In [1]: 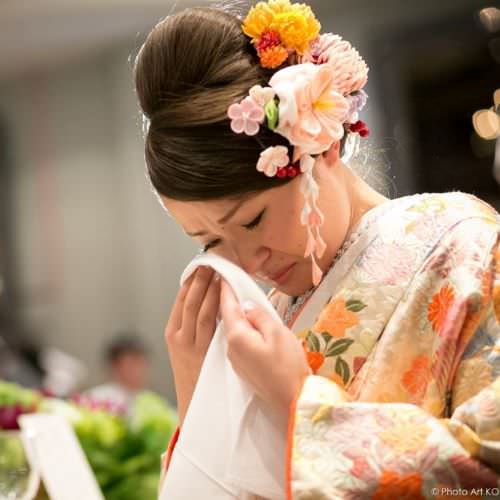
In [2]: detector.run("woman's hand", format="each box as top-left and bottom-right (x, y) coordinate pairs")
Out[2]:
(165, 266), (220, 424)
(220, 280), (310, 414)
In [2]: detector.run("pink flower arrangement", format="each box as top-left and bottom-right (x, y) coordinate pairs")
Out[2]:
(256, 146), (290, 177)
(227, 96), (265, 136)
(269, 63), (349, 157)
(71, 393), (127, 416)
(301, 33), (368, 96)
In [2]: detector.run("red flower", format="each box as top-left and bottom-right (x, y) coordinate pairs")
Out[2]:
(256, 30), (281, 52)
(306, 351), (325, 374)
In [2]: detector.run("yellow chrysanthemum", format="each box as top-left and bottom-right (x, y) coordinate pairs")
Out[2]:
(243, 0), (320, 55)
(271, 5), (320, 54)
(243, 0), (292, 41)
(259, 45), (289, 68)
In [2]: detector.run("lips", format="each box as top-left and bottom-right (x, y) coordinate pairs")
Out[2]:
(268, 263), (296, 283)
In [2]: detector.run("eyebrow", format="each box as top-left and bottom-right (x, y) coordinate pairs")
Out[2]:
(185, 198), (248, 237)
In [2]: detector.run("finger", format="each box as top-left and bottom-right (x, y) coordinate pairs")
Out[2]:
(195, 272), (221, 350)
(220, 281), (264, 357)
(182, 266), (215, 342)
(165, 272), (197, 338)
(220, 280), (248, 331)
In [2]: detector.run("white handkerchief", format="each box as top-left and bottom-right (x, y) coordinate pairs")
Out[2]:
(160, 254), (287, 500)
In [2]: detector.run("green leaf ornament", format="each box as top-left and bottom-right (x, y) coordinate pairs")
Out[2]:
(265, 99), (279, 130)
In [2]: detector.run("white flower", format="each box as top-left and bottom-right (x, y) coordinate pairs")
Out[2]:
(249, 85), (276, 107)
(256, 145), (290, 177)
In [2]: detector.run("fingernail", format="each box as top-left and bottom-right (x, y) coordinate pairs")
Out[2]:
(214, 273), (220, 281)
(242, 300), (255, 312)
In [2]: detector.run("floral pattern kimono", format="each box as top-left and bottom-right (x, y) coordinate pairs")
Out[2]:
(164, 191), (500, 499)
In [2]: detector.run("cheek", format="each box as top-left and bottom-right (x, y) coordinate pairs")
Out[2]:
(263, 200), (306, 253)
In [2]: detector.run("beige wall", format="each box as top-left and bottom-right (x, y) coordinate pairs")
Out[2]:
(0, 49), (199, 402)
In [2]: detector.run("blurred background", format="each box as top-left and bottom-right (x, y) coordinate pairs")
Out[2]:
(0, 0), (498, 406)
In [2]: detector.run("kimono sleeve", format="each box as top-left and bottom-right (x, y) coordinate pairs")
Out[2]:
(287, 218), (500, 499)
(288, 377), (500, 499)
(445, 247), (500, 473)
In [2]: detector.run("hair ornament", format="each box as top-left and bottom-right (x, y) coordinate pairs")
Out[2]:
(227, 0), (371, 286)
(242, 0), (321, 68)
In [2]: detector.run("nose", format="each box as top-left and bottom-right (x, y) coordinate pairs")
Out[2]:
(233, 240), (271, 276)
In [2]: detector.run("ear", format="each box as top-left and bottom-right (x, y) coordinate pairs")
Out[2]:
(322, 141), (341, 166)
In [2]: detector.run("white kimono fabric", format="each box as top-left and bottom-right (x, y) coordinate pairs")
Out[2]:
(159, 254), (287, 500)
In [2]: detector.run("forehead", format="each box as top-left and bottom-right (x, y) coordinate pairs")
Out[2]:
(162, 196), (242, 214)
(162, 192), (261, 226)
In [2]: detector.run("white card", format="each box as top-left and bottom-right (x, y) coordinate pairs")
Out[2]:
(19, 414), (104, 500)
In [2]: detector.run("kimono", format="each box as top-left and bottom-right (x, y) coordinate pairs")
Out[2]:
(163, 191), (500, 499)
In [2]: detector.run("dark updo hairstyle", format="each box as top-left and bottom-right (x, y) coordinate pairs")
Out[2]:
(134, 7), (294, 202)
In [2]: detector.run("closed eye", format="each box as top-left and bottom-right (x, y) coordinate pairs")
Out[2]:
(242, 209), (265, 230)
(202, 239), (221, 252)
(202, 209), (265, 253)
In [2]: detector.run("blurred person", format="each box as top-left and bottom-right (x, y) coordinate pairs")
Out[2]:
(134, 1), (500, 497)
(86, 335), (149, 415)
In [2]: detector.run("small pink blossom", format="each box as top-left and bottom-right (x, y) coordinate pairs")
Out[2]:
(227, 96), (265, 136)
(256, 145), (290, 177)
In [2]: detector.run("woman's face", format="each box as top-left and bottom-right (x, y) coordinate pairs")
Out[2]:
(162, 157), (353, 296)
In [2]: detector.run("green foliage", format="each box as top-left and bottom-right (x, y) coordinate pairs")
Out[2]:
(0, 381), (178, 500)
(72, 392), (177, 500)
(0, 381), (39, 409)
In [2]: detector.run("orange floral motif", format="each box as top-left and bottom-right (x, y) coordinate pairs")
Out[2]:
(402, 355), (432, 398)
(259, 45), (289, 68)
(306, 351), (324, 374)
(427, 283), (455, 332)
(314, 298), (359, 338)
(372, 471), (424, 500)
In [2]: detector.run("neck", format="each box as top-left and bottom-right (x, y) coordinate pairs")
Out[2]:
(340, 161), (389, 231)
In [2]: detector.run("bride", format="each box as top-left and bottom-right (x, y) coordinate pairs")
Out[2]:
(134, 1), (500, 497)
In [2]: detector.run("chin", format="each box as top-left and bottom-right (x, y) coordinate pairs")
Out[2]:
(277, 282), (312, 296)
(254, 264), (313, 296)
(275, 272), (313, 296)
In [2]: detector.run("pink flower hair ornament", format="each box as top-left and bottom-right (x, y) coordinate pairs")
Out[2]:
(225, 1), (371, 287)
(227, 96), (266, 136)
